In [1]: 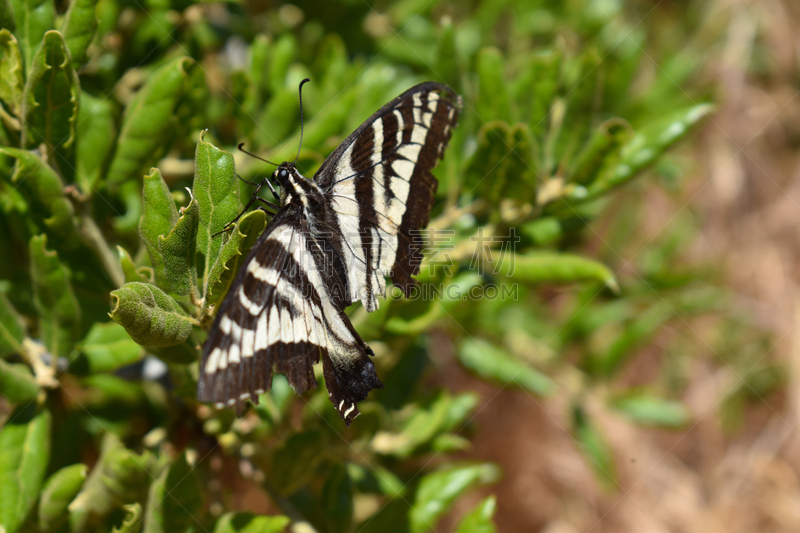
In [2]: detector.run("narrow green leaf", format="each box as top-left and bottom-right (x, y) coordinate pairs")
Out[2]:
(212, 513), (290, 533)
(435, 17), (459, 88)
(476, 47), (510, 122)
(372, 392), (477, 458)
(8, 0), (54, 73)
(409, 463), (500, 533)
(320, 463), (353, 533)
(568, 120), (629, 185)
(70, 322), (144, 374)
(494, 251), (618, 292)
(464, 121), (536, 204)
(268, 33), (297, 94)
(21, 30), (80, 180)
(454, 496), (497, 533)
(0, 359), (39, 403)
(112, 503), (143, 533)
(142, 452), (201, 533)
(253, 86), (297, 149)
(106, 56), (194, 185)
(0, 404), (52, 533)
(60, 0), (98, 67)
(139, 168), (178, 289)
(157, 195), (199, 296)
(69, 435), (153, 519)
(611, 393), (690, 428)
(582, 103), (714, 200)
(117, 245), (152, 284)
(271, 430), (326, 495)
(589, 301), (672, 376)
(385, 273), (482, 335)
(38, 463), (87, 533)
(0, 0), (15, 33)
(572, 406), (616, 489)
(29, 234), (81, 358)
(0, 29), (24, 122)
(192, 135), (240, 294)
(206, 209), (267, 306)
(0, 147), (76, 238)
(0, 291), (25, 356)
(459, 339), (554, 396)
(346, 464), (406, 498)
(109, 282), (194, 347)
(76, 92), (116, 192)
(528, 48), (562, 142)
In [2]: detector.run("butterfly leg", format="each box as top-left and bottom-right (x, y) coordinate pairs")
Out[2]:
(213, 186), (280, 237)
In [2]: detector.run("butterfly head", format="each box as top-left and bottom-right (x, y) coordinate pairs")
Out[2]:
(272, 162), (322, 209)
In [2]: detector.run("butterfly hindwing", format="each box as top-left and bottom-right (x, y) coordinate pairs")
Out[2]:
(198, 207), (382, 424)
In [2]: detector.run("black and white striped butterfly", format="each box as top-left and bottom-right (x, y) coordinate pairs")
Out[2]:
(197, 81), (461, 425)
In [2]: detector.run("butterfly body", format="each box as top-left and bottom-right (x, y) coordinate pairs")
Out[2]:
(198, 82), (461, 425)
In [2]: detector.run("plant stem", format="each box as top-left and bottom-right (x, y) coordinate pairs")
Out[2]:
(80, 215), (126, 288)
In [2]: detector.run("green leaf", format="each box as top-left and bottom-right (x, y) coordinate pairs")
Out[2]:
(320, 463), (353, 533)
(0, 291), (25, 356)
(0, 29), (24, 122)
(60, 0), (98, 67)
(568, 119), (629, 185)
(0, 359), (39, 403)
(70, 322), (144, 374)
(458, 339), (554, 396)
(581, 103), (714, 200)
(21, 30), (80, 179)
(271, 430), (326, 495)
(463, 121), (536, 204)
(212, 513), (290, 533)
(139, 168), (178, 289)
(385, 273), (483, 335)
(38, 463), (87, 533)
(109, 282), (194, 347)
(454, 496), (497, 533)
(268, 33), (297, 94)
(157, 195), (199, 296)
(8, 0), (54, 73)
(29, 234), (81, 358)
(0, 147), (76, 238)
(495, 251), (618, 292)
(572, 406), (615, 489)
(117, 245), (152, 284)
(206, 208), (267, 307)
(69, 435), (153, 519)
(106, 56), (194, 185)
(372, 392), (478, 458)
(611, 392), (690, 428)
(76, 92), (116, 192)
(112, 503), (143, 533)
(142, 452), (201, 533)
(0, 0), (15, 33)
(476, 47), (510, 122)
(588, 301), (672, 376)
(0, 404), (52, 533)
(409, 463), (499, 533)
(192, 135), (241, 294)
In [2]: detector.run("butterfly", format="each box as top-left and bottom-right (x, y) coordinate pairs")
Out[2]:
(197, 81), (461, 425)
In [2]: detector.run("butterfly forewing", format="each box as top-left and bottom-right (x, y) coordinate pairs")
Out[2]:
(317, 82), (461, 312)
(198, 82), (460, 425)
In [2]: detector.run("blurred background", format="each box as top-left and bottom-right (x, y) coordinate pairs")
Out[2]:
(2, 0), (800, 532)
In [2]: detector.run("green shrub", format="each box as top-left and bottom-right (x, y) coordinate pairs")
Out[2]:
(0, 1), (734, 532)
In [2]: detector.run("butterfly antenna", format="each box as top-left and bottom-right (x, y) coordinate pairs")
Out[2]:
(294, 78), (311, 165)
(238, 143), (279, 167)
